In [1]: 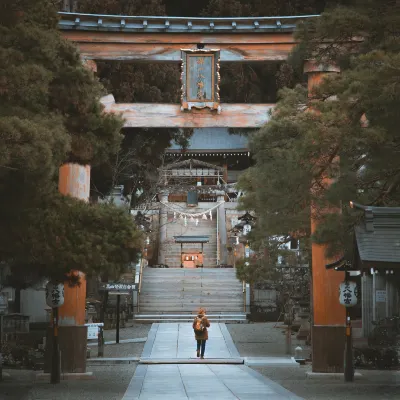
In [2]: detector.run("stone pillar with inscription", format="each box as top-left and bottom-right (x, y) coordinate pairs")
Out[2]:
(216, 191), (228, 265)
(158, 192), (169, 265)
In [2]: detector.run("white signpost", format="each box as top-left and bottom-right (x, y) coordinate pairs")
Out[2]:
(85, 323), (104, 340)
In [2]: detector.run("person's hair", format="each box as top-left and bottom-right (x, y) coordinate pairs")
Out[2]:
(198, 307), (206, 315)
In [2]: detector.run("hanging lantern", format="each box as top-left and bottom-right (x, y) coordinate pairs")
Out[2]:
(195, 218), (199, 226)
(209, 210), (213, 221)
(174, 212), (177, 219)
(339, 281), (358, 307)
(202, 214), (207, 220)
(243, 224), (252, 235)
(245, 244), (250, 259)
(45, 282), (65, 308)
(184, 216), (187, 226)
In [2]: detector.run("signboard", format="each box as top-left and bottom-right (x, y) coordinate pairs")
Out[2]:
(99, 283), (137, 293)
(85, 323), (104, 340)
(181, 49), (220, 112)
(376, 290), (387, 303)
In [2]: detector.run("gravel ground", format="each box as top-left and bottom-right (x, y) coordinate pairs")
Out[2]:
(227, 322), (311, 358)
(0, 323), (151, 400)
(94, 323), (151, 358)
(254, 365), (400, 400)
(1, 366), (136, 400)
(228, 322), (400, 400)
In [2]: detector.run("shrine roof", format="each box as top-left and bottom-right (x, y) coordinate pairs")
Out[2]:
(174, 236), (209, 243)
(167, 128), (248, 152)
(352, 203), (400, 264)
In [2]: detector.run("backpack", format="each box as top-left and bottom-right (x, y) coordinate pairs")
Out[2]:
(194, 317), (206, 334)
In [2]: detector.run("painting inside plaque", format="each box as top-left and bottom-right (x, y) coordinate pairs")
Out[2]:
(187, 54), (214, 102)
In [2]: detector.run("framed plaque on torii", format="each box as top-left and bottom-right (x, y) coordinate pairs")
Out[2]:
(180, 49), (221, 113)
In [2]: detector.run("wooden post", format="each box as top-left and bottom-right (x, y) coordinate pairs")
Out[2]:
(304, 61), (346, 373)
(0, 314), (3, 382)
(181, 243), (183, 268)
(98, 326), (104, 357)
(51, 307), (61, 384)
(58, 164), (90, 327)
(344, 307), (354, 381)
(116, 295), (121, 344)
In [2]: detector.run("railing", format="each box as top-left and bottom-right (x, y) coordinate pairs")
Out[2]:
(243, 281), (246, 313)
(58, 12), (319, 33)
(138, 258), (145, 295)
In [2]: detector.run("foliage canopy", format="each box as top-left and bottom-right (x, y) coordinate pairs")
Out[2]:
(0, 0), (142, 285)
(238, 0), (400, 283)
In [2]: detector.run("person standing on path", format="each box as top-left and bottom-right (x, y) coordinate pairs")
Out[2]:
(193, 308), (210, 359)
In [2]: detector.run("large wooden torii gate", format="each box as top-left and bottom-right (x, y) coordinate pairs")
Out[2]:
(58, 12), (346, 374)
(58, 13), (318, 128)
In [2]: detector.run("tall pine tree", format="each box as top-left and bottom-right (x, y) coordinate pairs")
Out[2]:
(238, 0), (400, 280)
(0, 0), (142, 285)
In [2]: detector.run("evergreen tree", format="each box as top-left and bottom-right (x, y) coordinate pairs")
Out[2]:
(238, 0), (400, 280)
(0, 0), (142, 284)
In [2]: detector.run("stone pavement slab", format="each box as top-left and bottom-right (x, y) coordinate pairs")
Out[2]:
(244, 357), (300, 367)
(143, 322), (239, 359)
(122, 364), (303, 399)
(122, 322), (303, 399)
(139, 358), (244, 364)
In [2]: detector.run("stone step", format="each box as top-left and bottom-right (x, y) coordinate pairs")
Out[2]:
(139, 292), (243, 297)
(134, 313), (247, 323)
(139, 308), (244, 313)
(135, 313), (246, 317)
(140, 284), (242, 289)
(140, 303), (243, 314)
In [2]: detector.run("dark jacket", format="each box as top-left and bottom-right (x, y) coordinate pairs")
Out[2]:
(193, 314), (210, 341)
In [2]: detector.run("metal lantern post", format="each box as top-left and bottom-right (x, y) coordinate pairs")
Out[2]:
(339, 277), (358, 382)
(327, 258), (358, 382)
(45, 282), (65, 384)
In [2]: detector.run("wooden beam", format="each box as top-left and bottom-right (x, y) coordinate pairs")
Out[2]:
(101, 96), (273, 128)
(61, 32), (297, 62)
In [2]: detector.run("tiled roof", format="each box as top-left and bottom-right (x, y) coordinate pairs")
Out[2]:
(168, 128), (248, 151)
(353, 204), (400, 263)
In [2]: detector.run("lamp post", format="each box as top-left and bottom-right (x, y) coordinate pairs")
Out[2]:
(339, 276), (357, 382)
(326, 258), (357, 382)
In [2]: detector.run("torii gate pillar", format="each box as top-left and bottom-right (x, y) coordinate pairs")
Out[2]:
(304, 61), (346, 373)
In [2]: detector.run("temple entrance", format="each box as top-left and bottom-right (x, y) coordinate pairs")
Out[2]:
(174, 236), (209, 268)
(182, 252), (203, 268)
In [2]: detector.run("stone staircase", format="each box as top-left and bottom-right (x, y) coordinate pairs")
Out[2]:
(134, 267), (246, 323)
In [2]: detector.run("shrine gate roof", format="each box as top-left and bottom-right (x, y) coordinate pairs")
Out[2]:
(58, 12), (319, 34)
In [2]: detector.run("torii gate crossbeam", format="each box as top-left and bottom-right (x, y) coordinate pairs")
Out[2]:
(59, 13), (318, 62)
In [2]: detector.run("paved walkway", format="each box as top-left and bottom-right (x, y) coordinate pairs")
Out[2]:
(122, 323), (303, 399)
